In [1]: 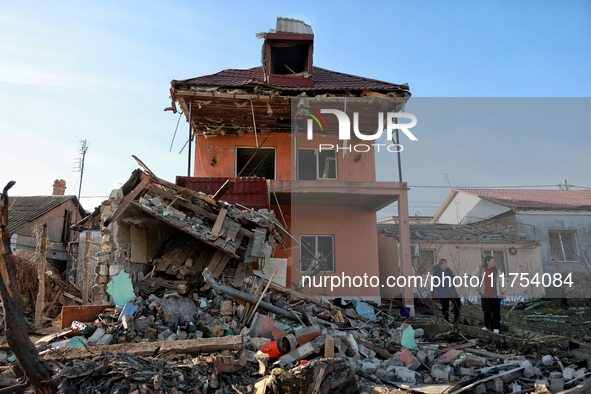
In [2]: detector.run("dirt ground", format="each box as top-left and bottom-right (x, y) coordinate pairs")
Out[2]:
(461, 299), (591, 341)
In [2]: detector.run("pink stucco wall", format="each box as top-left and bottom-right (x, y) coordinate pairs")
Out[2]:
(291, 205), (380, 298)
(193, 133), (376, 182)
(377, 235), (400, 298)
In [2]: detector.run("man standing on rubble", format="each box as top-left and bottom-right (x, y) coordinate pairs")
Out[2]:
(433, 259), (462, 324)
(472, 256), (506, 333)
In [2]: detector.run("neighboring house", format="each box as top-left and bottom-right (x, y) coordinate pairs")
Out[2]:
(378, 215), (433, 224)
(378, 223), (543, 300)
(433, 189), (591, 297)
(168, 18), (414, 305)
(8, 180), (85, 276)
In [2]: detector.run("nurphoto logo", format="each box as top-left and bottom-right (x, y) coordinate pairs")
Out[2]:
(304, 108), (418, 153)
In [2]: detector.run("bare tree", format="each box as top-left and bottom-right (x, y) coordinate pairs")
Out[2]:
(0, 181), (57, 392)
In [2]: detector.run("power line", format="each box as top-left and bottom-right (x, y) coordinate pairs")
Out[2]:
(408, 184), (561, 189)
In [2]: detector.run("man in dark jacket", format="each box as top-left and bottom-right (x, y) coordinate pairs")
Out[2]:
(433, 259), (461, 324)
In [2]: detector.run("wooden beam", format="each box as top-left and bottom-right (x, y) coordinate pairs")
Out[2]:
(206, 250), (225, 274)
(104, 175), (150, 227)
(211, 207), (227, 237)
(212, 180), (235, 201)
(83, 231), (92, 304)
(361, 90), (397, 102)
(212, 254), (233, 278)
(358, 339), (392, 360)
(48, 335), (244, 360)
(62, 292), (83, 304)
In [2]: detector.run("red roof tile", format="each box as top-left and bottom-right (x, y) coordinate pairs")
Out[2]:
(172, 66), (408, 92)
(456, 189), (591, 210)
(177, 177), (270, 210)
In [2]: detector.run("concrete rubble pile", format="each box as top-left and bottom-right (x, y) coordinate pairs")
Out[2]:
(25, 279), (591, 393)
(2, 167), (590, 393)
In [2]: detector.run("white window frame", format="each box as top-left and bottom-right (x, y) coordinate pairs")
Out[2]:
(300, 234), (335, 273)
(235, 146), (276, 179)
(481, 250), (507, 274)
(297, 148), (337, 180)
(548, 230), (580, 263)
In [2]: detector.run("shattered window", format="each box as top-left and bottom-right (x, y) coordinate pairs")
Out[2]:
(481, 250), (507, 274)
(297, 149), (336, 180)
(317, 150), (336, 179)
(300, 235), (335, 274)
(236, 147), (275, 179)
(549, 230), (580, 262)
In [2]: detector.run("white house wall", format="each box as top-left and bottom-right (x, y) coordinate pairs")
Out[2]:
(437, 193), (510, 224)
(515, 210), (591, 296)
(418, 242), (544, 300)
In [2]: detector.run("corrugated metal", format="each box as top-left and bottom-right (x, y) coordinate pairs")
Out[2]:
(178, 177), (270, 210)
(275, 17), (313, 35)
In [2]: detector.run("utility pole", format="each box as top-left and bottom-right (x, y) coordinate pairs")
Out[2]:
(34, 223), (48, 329)
(74, 140), (88, 224)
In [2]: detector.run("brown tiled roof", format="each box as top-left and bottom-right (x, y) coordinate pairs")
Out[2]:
(172, 66), (408, 93)
(457, 189), (591, 210)
(7, 196), (84, 233)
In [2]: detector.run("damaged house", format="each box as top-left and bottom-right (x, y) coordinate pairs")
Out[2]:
(90, 166), (282, 306)
(378, 223), (544, 300)
(433, 189), (591, 297)
(8, 179), (85, 276)
(167, 17), (414, 307)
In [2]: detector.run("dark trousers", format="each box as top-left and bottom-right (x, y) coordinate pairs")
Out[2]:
(440, 298), (461, 323)
(481, 298), (501, 330)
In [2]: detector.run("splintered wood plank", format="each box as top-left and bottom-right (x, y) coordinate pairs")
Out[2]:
(212, 179), (235, 201)
(49, 335), (244, 360)
(206, 250), (225, 274)
(211, 207), (228, 237)
(212, 254), (233, 278)
(325, 335), (334, 358)
(104, 175), (151, 226)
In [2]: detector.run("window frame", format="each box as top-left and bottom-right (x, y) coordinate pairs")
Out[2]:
(235, 146), (276, 179)
(296, 148), (337, 180)
(299, 234), (335, 274)
(481, 250), (507, 274)
(548, 230), (580, 263)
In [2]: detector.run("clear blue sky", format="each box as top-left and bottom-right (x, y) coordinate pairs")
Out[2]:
(1, 1), (590, 215)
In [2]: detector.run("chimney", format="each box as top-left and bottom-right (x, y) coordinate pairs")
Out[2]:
(262, 17), (314, 87)
(53, 179), (66, 195)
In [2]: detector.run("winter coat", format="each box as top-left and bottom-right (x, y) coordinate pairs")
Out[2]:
(432, 265), (459, 298)
(471, 266), (506, 298)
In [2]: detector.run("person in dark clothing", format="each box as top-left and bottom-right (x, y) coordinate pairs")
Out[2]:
(472, 255), (506, 333)
(433, 259), (461, 324)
